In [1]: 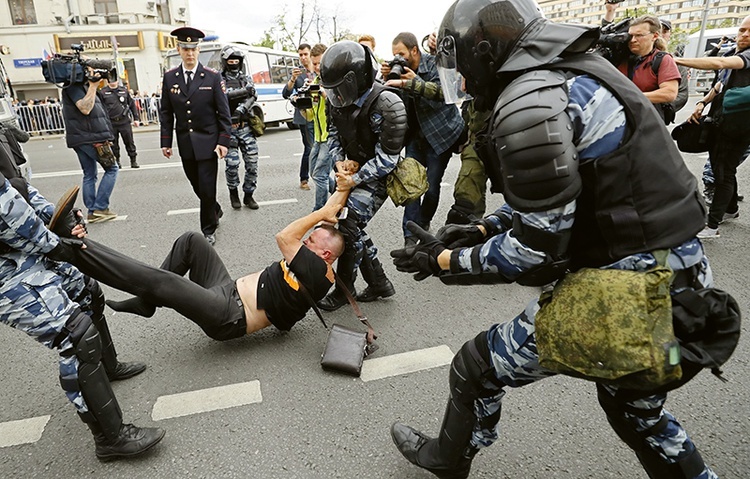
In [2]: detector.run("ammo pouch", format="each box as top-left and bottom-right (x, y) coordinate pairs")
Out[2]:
(536, 263), (682, 390)
(92, 142), (116, 169)
(386, 157), (428, 207)
(248, 115), (265, 137)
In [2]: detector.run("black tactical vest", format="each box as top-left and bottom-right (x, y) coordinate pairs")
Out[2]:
(329, 82), (387, 165)
(223, 73), (247, 112)
(546, 54), (706, 268)
(62, 84), (112, 148)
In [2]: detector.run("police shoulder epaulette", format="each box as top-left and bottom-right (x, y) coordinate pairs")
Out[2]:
(204, 66), (218, 73)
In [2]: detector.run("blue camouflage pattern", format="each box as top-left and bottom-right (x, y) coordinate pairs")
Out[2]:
(224, 125), (258, 194)
(451, 75), (718, 477)
(0, 178), (90, 413)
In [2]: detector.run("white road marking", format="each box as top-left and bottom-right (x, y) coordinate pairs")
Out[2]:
(167, 198), (297, 215)
(440, 182), (452, 187)
(33, 162), (183, 179)
(360, 345), (454, 382)
(113, 215), (127, 221)
(152, 381), (262, 421)
(0, 415), (51, 448)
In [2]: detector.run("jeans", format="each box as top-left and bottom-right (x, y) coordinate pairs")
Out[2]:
(73, 143), (118, 214)
(402, 136), (452, 236)
(309, 141), (334, 211)
(299, 121), (314, 182)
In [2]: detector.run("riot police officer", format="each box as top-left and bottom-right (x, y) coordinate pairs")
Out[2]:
(220, 45), (259, 210)
(315, 41), (407, 310)
(388, 1), (722, 478)
(98, 69), (139, 168)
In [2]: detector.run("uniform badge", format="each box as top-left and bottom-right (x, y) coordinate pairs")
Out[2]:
(171, 84), (181, 95)
(221, 80), (227, 94)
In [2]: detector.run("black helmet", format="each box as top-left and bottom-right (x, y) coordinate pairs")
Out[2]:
(437, 0), (542, 99)
(320, 40), (376, 108)
(221, 45), (244, 73)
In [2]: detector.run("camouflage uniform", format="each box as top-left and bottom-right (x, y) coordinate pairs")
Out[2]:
(225, 125), (258, 195)
(0, 177), (93, 413)
(445, 76), (718, 478)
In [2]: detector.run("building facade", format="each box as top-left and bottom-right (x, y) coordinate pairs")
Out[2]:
(0, 0), (191, 101)
(538, 0), (749, 31)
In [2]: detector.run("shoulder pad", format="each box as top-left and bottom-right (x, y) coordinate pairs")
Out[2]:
(204, 66), (218, 73)
(166, 67), (179, 73)
(374, 90), (407, 155)
(491, 70), (581, 212)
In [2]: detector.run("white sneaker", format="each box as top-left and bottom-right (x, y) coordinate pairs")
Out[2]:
(720, 210), (739, 223)
(697, 226), (719, 239)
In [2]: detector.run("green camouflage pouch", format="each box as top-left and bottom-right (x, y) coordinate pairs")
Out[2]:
(386, 157), (428, 207)
(536, 260), (682, 390)
(248, 115), (266, 137)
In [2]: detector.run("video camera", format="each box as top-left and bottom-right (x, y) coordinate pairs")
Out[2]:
(292, 82), (320, 110)
(387, 54), (409, 80)
(41, 43), (113, 87)
(593, 17), (633, 66)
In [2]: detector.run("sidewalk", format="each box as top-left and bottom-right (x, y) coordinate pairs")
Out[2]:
(26, 123), (161, 142)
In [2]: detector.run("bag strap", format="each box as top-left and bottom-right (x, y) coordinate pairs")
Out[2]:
(298, 281), (329, 329)
(334, 273), (379, 355)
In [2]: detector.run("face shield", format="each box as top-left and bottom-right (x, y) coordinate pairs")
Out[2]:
(436, 35), (467, 105)
(322, 70), (359, 108)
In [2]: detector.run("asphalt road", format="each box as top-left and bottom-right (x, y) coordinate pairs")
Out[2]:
(1, 108), (748, 479)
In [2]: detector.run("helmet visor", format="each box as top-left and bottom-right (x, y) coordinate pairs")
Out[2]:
(322, 70), (359, 108)
(436, 35), (466, 105)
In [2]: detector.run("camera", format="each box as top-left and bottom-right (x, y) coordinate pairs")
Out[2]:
(41, 43), (112, 87)
(606, 0), (625, 4)
(292, 82), (320, 110)
(593, 17), (632, 66)
(387, 54), (409, 80)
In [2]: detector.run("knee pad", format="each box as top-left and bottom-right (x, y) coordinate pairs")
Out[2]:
(449, 332), (504, 406)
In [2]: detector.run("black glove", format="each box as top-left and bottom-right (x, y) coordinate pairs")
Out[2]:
(436, 223), (485, 249)
(391, 221), (446, 281)
(47, 237), (84, 263)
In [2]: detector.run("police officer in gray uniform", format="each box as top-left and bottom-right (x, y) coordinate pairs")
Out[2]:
(98, 69), (139, 168)
(315, 41), (407, 311)
(220, 45), (260, 210)
(389, 1), (720, 478)
(0, 126), (165, 460)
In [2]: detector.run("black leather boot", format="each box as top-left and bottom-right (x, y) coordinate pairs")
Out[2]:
(243, 192), (259, 209)
(86, 419), (166, 461)
(357, 255), (395, 302)
(391, 396), (478, 479)
(129, 156), (140, 168)
(229, 188), (241, 209)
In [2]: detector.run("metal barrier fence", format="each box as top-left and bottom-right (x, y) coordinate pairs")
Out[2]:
(14, 97), (161, 136)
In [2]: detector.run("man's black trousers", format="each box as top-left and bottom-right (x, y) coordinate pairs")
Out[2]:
(182, 158), (221, 235)
(111, 121), (136, 160)
(71, 232), (245, 340)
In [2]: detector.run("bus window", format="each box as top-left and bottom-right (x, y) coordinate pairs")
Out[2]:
(245, 51), (271, 84)
(268, 54), (293, 83)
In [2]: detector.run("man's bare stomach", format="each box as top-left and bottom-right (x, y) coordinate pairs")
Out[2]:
(235, 272), (272, 334)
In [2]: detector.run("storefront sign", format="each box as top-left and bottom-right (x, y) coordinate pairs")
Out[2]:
(14, 58), (43, 68)
(54, 32), (144, 53)
(158, 31), (178, 51)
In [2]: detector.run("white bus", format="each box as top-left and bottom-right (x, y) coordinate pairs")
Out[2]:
(165, 42), (300, 128)
(684, 27), (738, 95)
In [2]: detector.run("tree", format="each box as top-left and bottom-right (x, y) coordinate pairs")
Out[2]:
(255, 0), (352, 50)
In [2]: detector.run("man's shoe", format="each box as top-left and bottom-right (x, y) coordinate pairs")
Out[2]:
(115, 158), (122, 169)
(738, 194), (744, 202)
(390, 423), (472, 479)
(404, 236), (419, 248)
(205, 234), (216, 246)
(357, 279), (396, 302)
(244, 192), (259, 209)
(107, 362), (147, 382)
(93, 423), (166, 461)
(300, 180), (310, 190)
(49, 185), (80, 235)
(91, 209), (117, 223)
(130, 159), (140, 169)
(317, 288), (351, 312)
(229, 188), (242, 209)
(721, 210), (739, 223)
(697, 226), (719, 239)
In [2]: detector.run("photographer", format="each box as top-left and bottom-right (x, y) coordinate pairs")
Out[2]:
(283, 44), (315, 190)
(615, 16), (682, 124)
(60, 55), (119, 224)
(381, 32), (464, 247)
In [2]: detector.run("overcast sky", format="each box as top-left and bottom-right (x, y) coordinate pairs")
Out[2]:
(188, 0), (457, 59)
